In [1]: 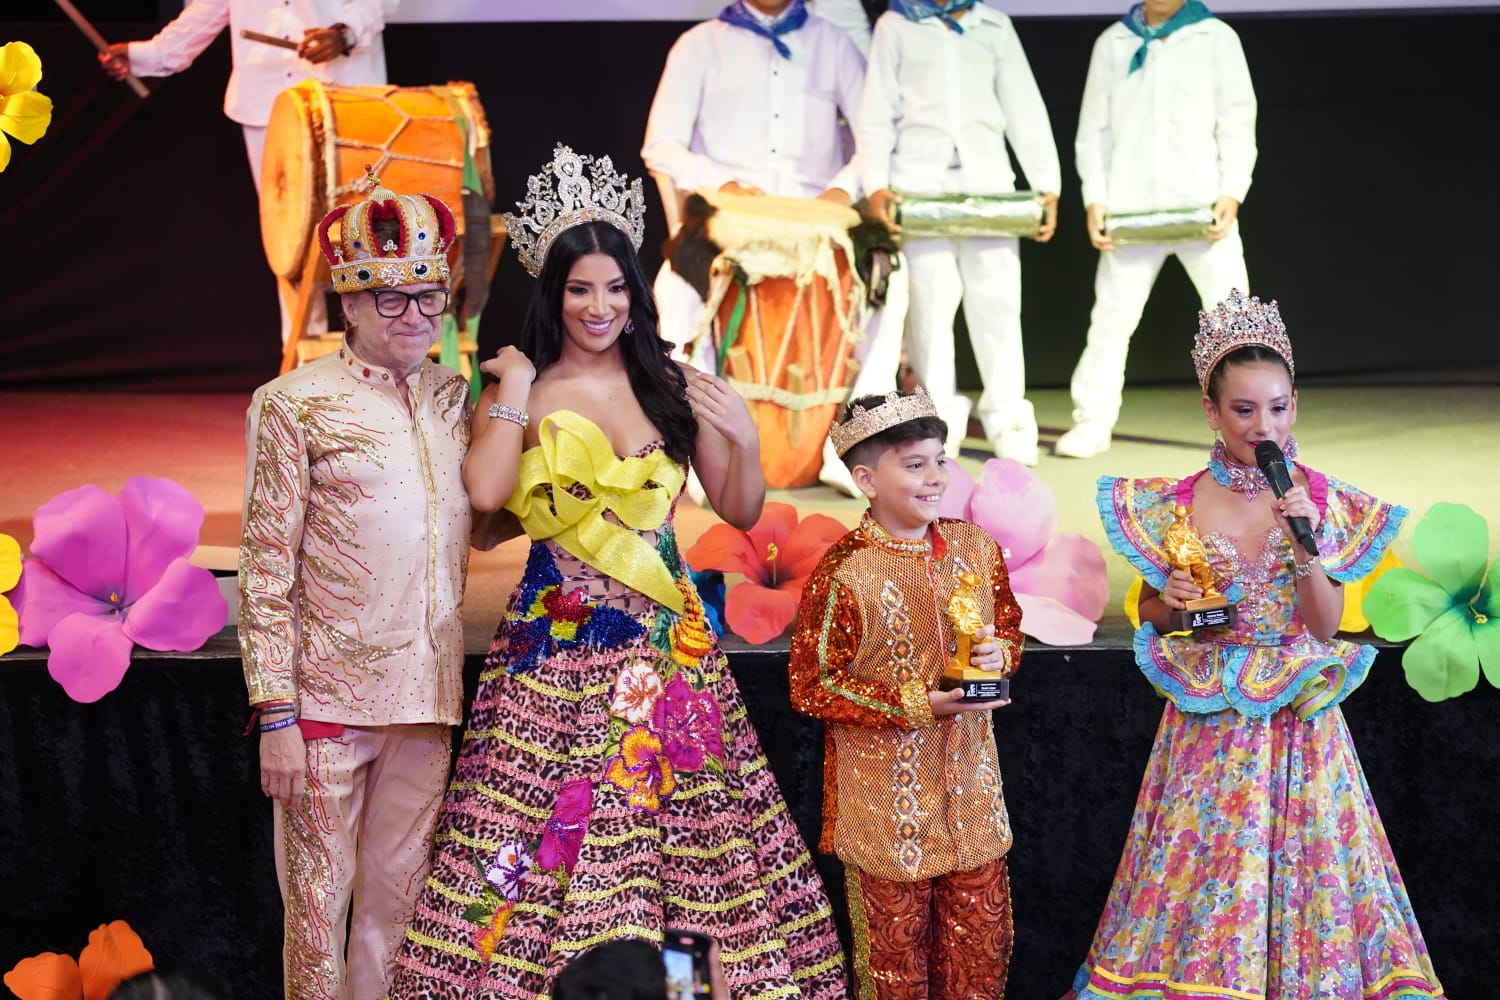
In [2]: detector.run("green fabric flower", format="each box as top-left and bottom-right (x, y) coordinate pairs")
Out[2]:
(1363, 502), (1499, 701)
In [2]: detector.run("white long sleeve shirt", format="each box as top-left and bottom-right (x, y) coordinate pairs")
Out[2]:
(811, 0), (873, 56)
(641, 13), (866, 200)
(1074, 17), (1257, 213)
(128, 0), (397, 127)
(857, 7), (1060, 197)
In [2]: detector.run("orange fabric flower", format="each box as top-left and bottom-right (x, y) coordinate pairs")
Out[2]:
(605, 725), (678, 812)
(685, 502), (847, 644)
(471, 906), (513, 963)
(4, 921), (154, 1000)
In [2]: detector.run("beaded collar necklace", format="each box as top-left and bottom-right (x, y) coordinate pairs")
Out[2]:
(1207, 436), (1298, 502)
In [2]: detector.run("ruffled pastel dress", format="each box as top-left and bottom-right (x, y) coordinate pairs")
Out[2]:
(391, 411), (848, 1000)
(1070, 462), (1447, 1000)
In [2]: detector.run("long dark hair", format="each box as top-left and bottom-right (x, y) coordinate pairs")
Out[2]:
(519, 221), (697, 465)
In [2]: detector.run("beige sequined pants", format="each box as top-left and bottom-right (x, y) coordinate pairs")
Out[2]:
(273, 724), (451, 1000)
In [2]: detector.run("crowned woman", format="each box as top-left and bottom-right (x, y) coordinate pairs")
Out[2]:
(1067, 291), (1445, 999)
(388, 145), (848, 1000)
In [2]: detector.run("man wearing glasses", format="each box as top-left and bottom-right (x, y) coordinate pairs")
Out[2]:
(238, 179), (471, 999)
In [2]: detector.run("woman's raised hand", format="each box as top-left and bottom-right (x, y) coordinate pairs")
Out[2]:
(685, 370), (758, 450)
(480, 345), (535, 385)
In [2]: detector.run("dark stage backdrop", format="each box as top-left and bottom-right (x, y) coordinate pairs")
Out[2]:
(0, 638), (1494, 997)
(0, 10), (1497, 391)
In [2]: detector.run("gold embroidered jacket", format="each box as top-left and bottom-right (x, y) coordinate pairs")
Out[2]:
(238, 341), (471, 725)
(789, 514), (1023, 882)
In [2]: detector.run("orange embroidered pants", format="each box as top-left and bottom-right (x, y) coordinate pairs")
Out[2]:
(845, 856), (1013, 1000)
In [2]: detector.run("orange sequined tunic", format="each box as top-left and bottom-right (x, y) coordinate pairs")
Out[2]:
(789, 514), (1023, 882)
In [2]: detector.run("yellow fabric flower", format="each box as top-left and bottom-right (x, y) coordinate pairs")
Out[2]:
(0, 41), (54, 173)
(0, 533), (20, 655)
(1338, 546), (1401, 634)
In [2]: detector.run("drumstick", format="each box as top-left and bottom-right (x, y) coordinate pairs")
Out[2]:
(239, 29), (301, 51)
(52, 0), (150, 98)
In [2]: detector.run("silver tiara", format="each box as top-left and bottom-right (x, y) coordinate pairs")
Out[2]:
(503, 143), (646, 278)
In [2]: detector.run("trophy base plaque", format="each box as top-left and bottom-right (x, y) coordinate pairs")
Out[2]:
(1167, 598), (1237, 633)
(938, 673), (1010, 703)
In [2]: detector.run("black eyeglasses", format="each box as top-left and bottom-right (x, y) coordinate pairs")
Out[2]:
(372, 288), (449, 318)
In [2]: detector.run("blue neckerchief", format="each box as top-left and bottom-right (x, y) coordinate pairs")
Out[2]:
(717, 0), (809, 59)
(1122, 1), (1215, 73)
(889, 0), (980, 34)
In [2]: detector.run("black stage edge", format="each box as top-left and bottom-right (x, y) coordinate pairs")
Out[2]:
(1, 628), (1494, 997)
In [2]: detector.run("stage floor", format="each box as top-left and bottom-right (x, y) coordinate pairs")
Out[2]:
(2, 380), (1500, 650)
(1, 383), (1495, 651)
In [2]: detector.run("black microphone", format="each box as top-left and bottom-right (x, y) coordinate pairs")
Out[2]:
(1254, 440), (1319, 556)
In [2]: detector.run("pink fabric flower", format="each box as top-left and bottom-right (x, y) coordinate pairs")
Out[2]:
(684, 502), (847, 644)
(947, 459), (1110, 645)
(609, 659), (665, 724)
(16, 477), (227, 702)
(651, 673), (725, 772)
(535, 778), (592, 874)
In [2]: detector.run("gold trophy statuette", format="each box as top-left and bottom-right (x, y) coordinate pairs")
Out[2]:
(1163, 504), (1237, 632)
(938, 572), (1010, 702)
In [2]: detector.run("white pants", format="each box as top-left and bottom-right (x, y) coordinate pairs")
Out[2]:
(904, 235), (1032, 454)
(274, 724), (451, 1000)
(654, 263), (713, 366)
(818, 257), (910, 486)
(1068, 228), (1249, 428)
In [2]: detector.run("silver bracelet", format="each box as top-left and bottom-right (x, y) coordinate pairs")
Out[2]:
(488, 402), (529, 428)
(1294, 557), (1320, 580)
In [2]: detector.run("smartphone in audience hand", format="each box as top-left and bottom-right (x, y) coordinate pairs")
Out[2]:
(662, 928), (713, 1000)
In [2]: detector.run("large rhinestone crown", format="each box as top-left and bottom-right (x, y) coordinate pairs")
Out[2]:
(317, 169), (456, 293)
(504, 143), (646, 278)
(1192, 289), (1296, 391)
(830, 387), (940, 457)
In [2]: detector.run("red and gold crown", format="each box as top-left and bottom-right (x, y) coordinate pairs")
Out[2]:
(317, 170), (456, 294)
(830, 387), (940, 457)
(1192, 288), (1295, 392)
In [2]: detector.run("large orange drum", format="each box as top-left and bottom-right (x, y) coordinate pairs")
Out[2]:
(259, 82), (494, 278)
(702, 194), (866, 489)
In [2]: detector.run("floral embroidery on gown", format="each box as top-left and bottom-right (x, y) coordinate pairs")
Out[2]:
(391, 411), (847, 1000)
(1070, 467), (1447, 1000)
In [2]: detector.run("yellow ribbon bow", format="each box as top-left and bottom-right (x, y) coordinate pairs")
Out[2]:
(505, 411), (687, 613)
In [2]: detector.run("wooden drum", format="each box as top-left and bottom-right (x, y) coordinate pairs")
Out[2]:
(259, 81), (495, 279)
(702, 193), (866, 489)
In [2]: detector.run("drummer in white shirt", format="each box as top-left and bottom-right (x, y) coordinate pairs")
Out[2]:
(861, 0), (1061, 466)
(644, 0), (895, 495)
(1055, 0), (1257, 458)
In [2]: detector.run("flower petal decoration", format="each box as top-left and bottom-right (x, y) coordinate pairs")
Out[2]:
(0, 532), (20, 656)
(1364, 502), (1497, 702)
(1337, 547), (1401, 634)
(652, 673), (725, 772)
(956, 458), (1109, 645)
(16, 478), (228, 702)
(1015, 593), (1097, 648)
(609, 659), (665, 724)
(4, 920), (153, 1000)
(722, 583), (802, 645)
(4, 953), (82, 1000)
(77, 922), (155, 1000)
(536, 778), (592, 874)
(964, 459), (1058, 570)
(686, 502), (847, 644)
(0, 41), (54, 173)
